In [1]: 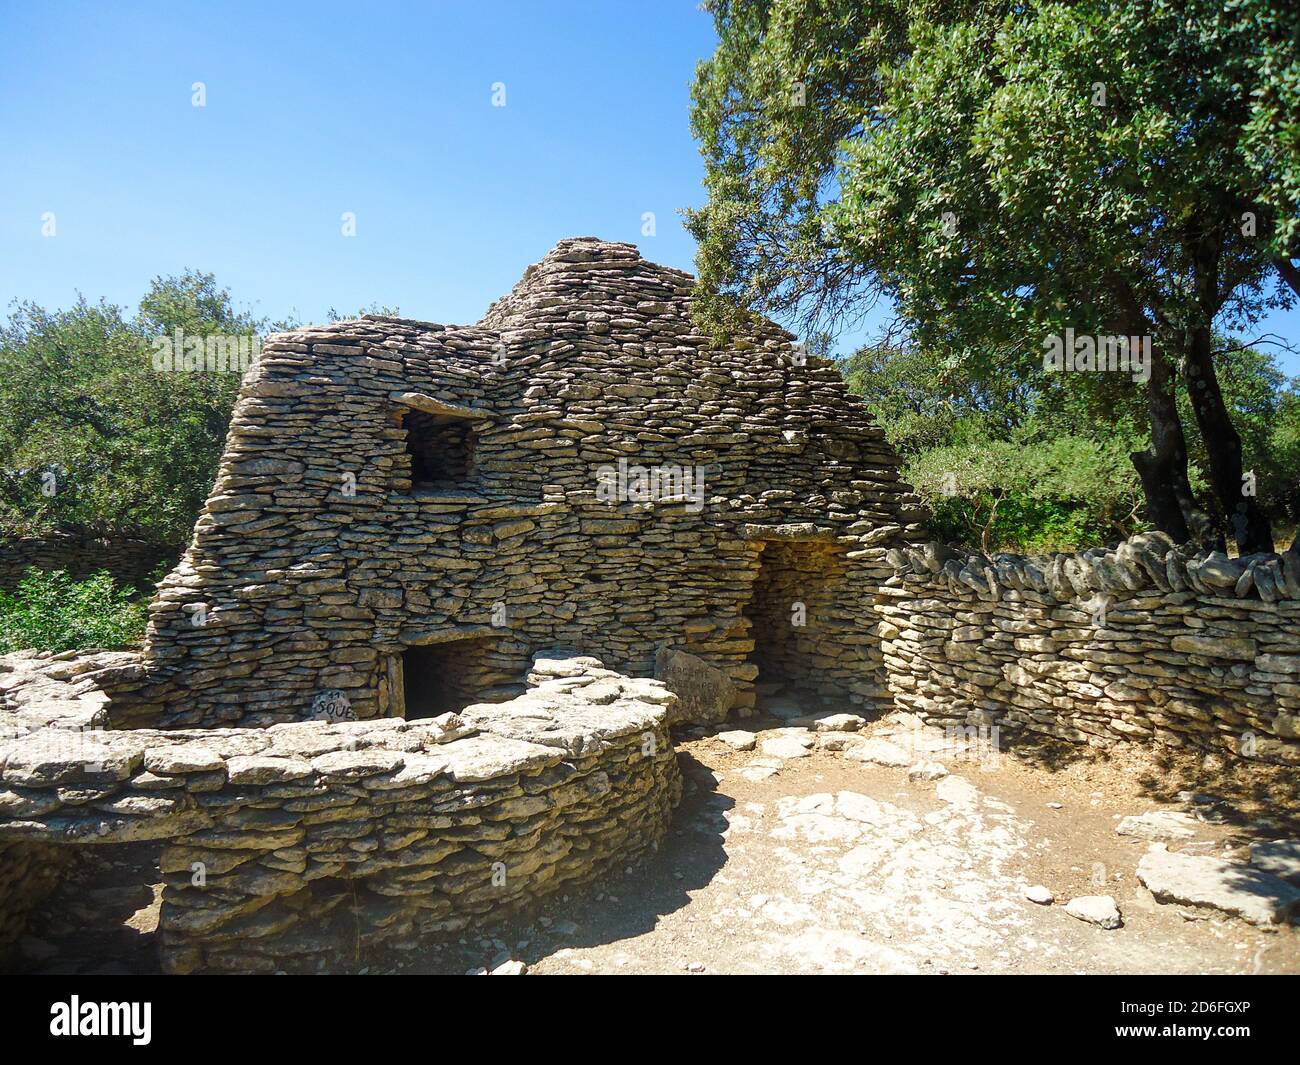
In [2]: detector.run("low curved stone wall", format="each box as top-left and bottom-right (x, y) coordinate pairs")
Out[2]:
(878, 534), (1300, 764)
(0, 652), (681, 972)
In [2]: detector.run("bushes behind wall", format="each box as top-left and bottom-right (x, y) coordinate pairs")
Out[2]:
(0, 569), (148, 653)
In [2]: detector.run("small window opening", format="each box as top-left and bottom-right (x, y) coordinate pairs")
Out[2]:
(404, 411), (476, 489)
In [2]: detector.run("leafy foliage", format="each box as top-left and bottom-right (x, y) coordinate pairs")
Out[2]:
(905, 424), (1147, 553)
(1183, 341), (1300, 524)
(0, 272), (291, 546)
(844, 336), (1298, 552)
(690, 0), (1299, 341)
(0, 266), (411, 556)
(689, 0), (1300, 549)
(0, 569), (147, 653)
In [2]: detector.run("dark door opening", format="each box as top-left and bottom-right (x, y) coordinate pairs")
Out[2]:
(742, 540), (847, 711)
(401, 638), (510, 719)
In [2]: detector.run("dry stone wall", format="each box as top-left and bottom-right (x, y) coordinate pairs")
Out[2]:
(0, 238), (931, 966)
(0, 527), (176, 593)
(8, 236), (1296, 969)
(878, 533), (1300, 764)
(0, 650), (681, 971)
(110, 237), (925, 730)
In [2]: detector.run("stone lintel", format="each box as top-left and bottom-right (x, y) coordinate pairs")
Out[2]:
(399, 624), (498, 646)
(739, 522), (837, 543)
(390, 391), (490, 420)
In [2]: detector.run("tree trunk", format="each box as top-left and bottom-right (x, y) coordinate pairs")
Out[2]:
(1108, 278), (1217, 549)
(980, 492), (1001, 555)
(1182, 328), (1274, 554)
(1181, 213), (1273, 554)
(1129, 344), (1218, 549)
(1275, 257), (1300, 299)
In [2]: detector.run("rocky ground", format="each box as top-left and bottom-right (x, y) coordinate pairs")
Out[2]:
(11, 706), (1300, 975)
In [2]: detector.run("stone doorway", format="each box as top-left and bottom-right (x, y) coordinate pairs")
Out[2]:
(742, 540), (848, 710)
(399, 636), (517, 719)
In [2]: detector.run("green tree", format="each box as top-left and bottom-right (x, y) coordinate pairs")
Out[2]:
(842, 333), (1297, 551)
(842, 338), (1153, 551)
(906, 423), (1147, 553)
(0, 272), (279, 545)
(689, 0), (1300, 554)
(1184, 341), (1300, 531)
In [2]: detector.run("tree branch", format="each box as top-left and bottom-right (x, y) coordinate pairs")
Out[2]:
(1274, 257), (1300, 299)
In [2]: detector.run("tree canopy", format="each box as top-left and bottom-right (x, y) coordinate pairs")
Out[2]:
(0, 273), (280, 545)
(689, 0), (1300, 553)
(843, 334), (1298, 553)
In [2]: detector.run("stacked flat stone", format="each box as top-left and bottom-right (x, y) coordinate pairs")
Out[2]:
(0, 238), (930, 968)
(0, 526), (177, 593)
(0, 652), (681, 972)
(102, 237), (924, 729)
(20, 238), (1294, 966)
(878, 533), (1300, 763)
(0, 649), (129, 957)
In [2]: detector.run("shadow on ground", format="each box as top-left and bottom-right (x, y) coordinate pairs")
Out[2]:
(12, 841), (162, 975)
(995, 727), (1300, 840)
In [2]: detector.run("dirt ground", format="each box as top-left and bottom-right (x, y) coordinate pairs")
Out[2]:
(12, 712), (1300, 976)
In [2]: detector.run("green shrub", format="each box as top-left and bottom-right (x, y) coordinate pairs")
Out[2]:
(905, 426), (1148, 554)
(0, 568), (147, 653)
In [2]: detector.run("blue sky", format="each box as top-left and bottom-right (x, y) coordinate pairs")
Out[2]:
(0, 0), (1295, 374)
(0, 2), (722, 328)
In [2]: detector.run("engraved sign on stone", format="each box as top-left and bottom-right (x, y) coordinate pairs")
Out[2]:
(309, 689), (355, 722)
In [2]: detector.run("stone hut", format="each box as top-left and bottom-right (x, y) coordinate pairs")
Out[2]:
(112, 237), (927, 731)
(0, 238), (931, 971)
(3, 238), (1299, 971)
